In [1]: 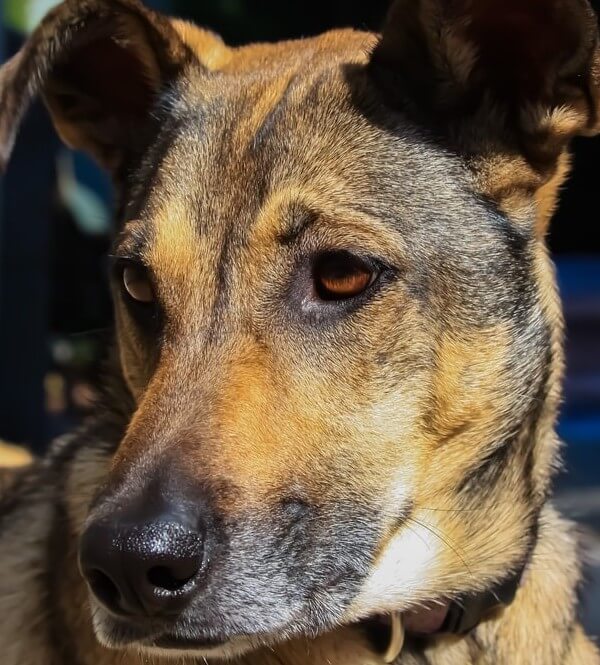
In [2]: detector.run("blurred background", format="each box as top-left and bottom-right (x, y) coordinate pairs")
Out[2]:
(0, 0), (599, 637)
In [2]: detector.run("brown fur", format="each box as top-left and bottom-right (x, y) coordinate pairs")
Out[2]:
(0, 1), (599, 664)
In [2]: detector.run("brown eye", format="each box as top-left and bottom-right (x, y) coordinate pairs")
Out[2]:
(313, 251), (377, 301)
(122, 264), (154, 304)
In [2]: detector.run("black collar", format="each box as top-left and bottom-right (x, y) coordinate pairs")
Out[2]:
(439, 565), (524, 635)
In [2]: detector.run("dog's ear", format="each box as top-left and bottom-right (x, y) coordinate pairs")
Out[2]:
(370, 0), (600, 232)
(0, 0), (191, 174)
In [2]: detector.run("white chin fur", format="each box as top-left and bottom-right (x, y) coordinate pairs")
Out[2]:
(346, 515), (440, 619)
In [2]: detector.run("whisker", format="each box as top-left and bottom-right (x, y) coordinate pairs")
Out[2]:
(406, 515), (473, 578)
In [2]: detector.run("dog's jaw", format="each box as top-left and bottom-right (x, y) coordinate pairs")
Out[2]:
(129, 641), (257, 661)
(91, 602), (271, 661)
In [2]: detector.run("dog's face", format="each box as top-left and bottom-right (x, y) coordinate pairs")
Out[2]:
(1, 0), (600, 660)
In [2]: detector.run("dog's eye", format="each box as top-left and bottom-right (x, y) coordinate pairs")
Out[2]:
(122, 264), (154, 304)
(313, 251), (377, 301)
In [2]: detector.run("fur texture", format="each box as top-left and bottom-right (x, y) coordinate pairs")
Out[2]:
(0, 0), (599, 663)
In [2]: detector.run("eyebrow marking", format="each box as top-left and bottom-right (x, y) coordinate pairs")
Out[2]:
(277, 208), (319, 246)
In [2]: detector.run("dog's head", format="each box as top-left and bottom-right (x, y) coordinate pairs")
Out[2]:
(2, 0), (599, 659)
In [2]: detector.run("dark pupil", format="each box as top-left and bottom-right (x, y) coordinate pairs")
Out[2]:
(322, 260), (357, 282)
(316, 252), (363, 283)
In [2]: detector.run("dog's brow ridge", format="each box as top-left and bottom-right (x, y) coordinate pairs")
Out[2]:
(277, 208), (319, 245)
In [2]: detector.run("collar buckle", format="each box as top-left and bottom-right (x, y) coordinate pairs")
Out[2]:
(383, 612), (405, 663)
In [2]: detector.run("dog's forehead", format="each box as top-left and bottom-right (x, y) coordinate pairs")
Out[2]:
(121, 32), (513, 286)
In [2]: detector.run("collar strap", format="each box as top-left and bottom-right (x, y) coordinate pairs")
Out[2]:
(373, 565), (525, 663)
(437, 568), (522, 635)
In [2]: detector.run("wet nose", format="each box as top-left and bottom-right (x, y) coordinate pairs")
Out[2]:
(79, 508), (205, 618)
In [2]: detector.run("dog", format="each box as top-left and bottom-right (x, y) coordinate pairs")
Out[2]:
(1, 0), (599, 663)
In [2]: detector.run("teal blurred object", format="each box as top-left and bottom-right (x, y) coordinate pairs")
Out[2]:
(57, 152), (111, 236)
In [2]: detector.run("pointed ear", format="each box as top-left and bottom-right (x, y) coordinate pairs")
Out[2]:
(0, 0), (192, 175)
(369, 0), (600, 232)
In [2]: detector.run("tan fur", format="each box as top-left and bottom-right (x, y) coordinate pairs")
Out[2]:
(0, 441), (32, 494)
(0, 441), (32, 468)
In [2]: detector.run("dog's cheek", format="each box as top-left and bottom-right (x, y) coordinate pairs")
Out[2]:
(344, 510), (442, 620)
(114, 307), (154, 402)
(65, 445), (114, 536)
(119, 338), (148, 401)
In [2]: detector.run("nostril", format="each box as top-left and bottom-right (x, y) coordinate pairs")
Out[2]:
(147, 565), (197, 592)
(80, 519), (206, 615)
(86, 569), (121, 610)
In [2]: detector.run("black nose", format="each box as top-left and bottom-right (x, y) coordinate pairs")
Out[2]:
(79, 507), (205, 618)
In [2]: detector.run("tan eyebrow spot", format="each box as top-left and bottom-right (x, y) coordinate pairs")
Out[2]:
(146, 198), (201, 284)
